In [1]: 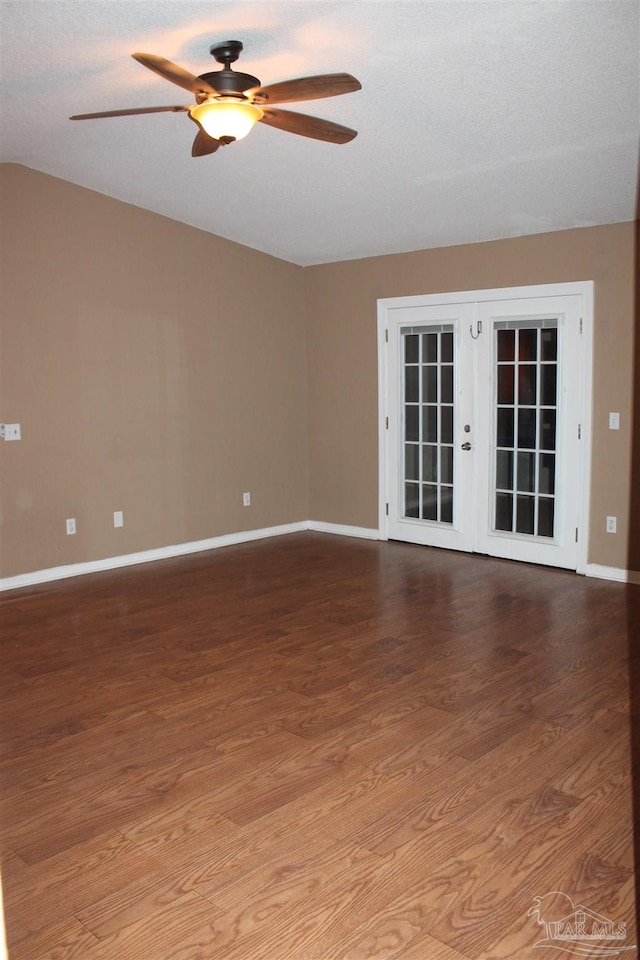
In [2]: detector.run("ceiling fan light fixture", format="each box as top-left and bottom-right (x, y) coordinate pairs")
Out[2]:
(190, 100), (263, 141)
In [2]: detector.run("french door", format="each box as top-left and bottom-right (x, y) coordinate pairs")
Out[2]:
(378, 284), (592, 571)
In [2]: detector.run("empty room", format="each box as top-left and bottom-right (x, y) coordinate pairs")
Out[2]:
(1, 2), (638, 959)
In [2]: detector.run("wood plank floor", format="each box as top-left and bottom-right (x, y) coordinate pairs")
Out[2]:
(1, 532), (637, 960)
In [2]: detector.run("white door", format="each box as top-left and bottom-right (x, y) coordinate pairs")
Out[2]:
(378, 284), (592, 571)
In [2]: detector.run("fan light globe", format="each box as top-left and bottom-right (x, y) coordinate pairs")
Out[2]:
(190, 100), (263, 141)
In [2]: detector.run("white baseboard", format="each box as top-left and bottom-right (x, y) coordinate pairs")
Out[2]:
(584, 563), (640, 584)
(0, 521), (379, 592)
(307, 520), (380, 540)
(3, 523), (635, 592)
(0, 522), (308, 592)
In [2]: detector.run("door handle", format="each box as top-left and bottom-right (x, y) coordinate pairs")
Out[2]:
(461, 442), (472, 450)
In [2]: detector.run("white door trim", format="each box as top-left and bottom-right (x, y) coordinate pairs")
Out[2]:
(377, 281), (593, 574)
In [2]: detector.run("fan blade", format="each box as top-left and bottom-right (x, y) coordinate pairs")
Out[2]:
(132, 53), (216, 96)
(259, 108), (357, 144)
(251, 73), (360, 105)
(191, 128), (222, 157)
(70, 105), (191, 120)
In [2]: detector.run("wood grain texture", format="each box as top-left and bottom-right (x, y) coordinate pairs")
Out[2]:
(1, 533), (636, 959)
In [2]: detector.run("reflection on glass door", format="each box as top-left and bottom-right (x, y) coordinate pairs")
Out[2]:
(402, 325), (455, 524)
(493, 321), (558, 539)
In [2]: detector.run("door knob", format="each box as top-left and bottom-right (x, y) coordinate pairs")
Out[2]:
(461, 441), (472, 450)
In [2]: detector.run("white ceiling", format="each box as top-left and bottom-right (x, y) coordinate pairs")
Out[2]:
(1, 1), (638, 266)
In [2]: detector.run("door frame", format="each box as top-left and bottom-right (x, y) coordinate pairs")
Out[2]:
(377, 281), (594, 574)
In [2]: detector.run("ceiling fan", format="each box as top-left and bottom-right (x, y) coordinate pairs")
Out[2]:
(70, 40), (361, 156)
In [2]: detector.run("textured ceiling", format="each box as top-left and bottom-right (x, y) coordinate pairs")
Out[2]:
(1, 1), (638, 266)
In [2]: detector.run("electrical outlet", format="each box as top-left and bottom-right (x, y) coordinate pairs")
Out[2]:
(114, 510), (124, 528)
(606, 516), (617, 534)
(608, 412), (620, 430)
(243, 492), (251, 507)
(66, 518), (76, 535)
(0, 423), (21, 441)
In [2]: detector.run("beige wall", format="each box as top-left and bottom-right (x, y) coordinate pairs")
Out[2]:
(0, 165), (308, 578)
(1, 164), (636, 579)
(304, 223), (636, 570)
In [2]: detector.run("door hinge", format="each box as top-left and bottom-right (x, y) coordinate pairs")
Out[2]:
(579, 317), (583, 334)
(575, 528), (579, 542)
(386, 503), (389, 516)
(385, 329), (389, 343)
(385, 417), (389, 429)
(578, 424), (582, 439)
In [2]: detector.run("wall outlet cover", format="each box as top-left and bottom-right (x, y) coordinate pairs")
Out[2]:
(1, 423), (21, 441)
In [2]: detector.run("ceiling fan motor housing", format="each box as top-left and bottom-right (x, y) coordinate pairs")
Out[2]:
(198, 69), (261, 97)
(202, 40), (261, 98)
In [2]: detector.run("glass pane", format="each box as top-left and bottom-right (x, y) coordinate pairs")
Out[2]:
(405, 483), (420, 518)
(497, 408), (515, 448)
(495, 492), (513, 531)
(423, 333), (437, 363)
(422, 366), (437, 403)
(540, 409), (556, 450)
(405, 405), (419, 442)
(516, 496), (535, 535)
(497, 329), (515, 362)
(519, 329), (537, 361)
(441, 446), (453, 484)
(538, 498), (555, 537)
(517, 452), (536, 493)
(441, 487), (453, 524)
(423, 406), (437, 443)
(401, 325), (458, 530)
(405, 334), (419, 363)
(422, 445), (437, 482)
(422, 484), (437, 521)
(541, 364), (557, 406)
(539, 453), (555, 494)
(496, 450), (514, 490)
(405, 366), (419, 402)
(541, 328), (557, 362)
(497, 365), (514, 404)
(441, 365), (453, 404)
(518, 365), (537, 405)
(492, 321), (559, 544)
(518, 409), (537, 449)
(441, 406), (453, 444)
(405, 444), (419, 481)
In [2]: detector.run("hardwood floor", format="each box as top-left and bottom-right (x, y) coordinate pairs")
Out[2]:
(1, 532), (636, 960)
